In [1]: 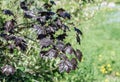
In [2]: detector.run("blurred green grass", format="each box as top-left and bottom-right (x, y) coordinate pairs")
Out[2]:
(60, 5), (120, 82)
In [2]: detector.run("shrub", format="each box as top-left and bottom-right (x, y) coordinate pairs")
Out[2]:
(0, 0), (82, 81)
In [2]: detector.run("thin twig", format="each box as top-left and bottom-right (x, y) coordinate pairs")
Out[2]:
(14, 21), (36, 28)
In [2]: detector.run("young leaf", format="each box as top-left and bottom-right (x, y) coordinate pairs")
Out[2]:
(24, 11), (35, 18)
(74, 49), (82, 61)
(76, 34), (81, 44)
(43, 3), (52, 9)
(0, 34), (16, 40)
(50, 0), (56, 5)
(2, 9), (14, 16)
(57, 8), (71, 19)
(59, 59), (73, 73)
(70, 58), (78, 70)
(55, 41), (65, 51)
(56, 33), (67, 41)
(20, 1), (28, 11)
(33, 25), (46, 35)
(62, 24), (70, 32)
(45, 49), (58, 58)
(8, 44), (15, 53)
(38, 11), (55, 16)
(40, 49), (58, 59)
(14, 37), (27, 51)
(64, 43), (74, 54)
(74, 27), (83, 35)
(4, 19), (16, 33)
(40, 38), (53, 48)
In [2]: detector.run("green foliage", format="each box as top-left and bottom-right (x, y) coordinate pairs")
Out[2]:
(0, 0), (83, 81)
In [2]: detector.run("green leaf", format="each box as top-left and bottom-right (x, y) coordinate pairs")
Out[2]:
(43, 0), (49, 3)
(17, 66), (25, 71)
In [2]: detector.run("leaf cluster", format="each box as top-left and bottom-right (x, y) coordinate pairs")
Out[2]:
(0, 0), (83, 76)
